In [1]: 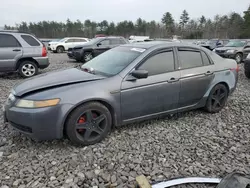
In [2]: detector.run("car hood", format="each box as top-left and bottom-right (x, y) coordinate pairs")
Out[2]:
(49, 41), (59, 45)
(13, 68), (105, 97)
(215, 46), (243, 51)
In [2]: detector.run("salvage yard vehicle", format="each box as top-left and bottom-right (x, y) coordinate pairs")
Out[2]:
(68, 36), (128, 62)
(3, 42), (238, 145)
(0, 30), (49, 78)
(213, 40), (250, 64)
(244, 53), (250, 78)
(201, 39), (229, 51)
(48, 37), (89, 53)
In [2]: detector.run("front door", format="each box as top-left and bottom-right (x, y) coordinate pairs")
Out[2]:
(0, 33), (23, 71)
(177, 47), (215, 108)
(121, 49), (180, 122)
(94, 39), (111, 56)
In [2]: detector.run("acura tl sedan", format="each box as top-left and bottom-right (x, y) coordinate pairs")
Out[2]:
(3, 42), (239, 145)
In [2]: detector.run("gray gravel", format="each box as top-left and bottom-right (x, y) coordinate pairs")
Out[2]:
(0, 53), (250, 188)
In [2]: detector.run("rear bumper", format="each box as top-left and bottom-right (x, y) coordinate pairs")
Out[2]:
(34, 57), (50, 69)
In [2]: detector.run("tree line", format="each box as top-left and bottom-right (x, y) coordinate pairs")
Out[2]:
(4, 6), (250, 39)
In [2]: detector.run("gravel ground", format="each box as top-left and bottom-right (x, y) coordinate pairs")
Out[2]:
(0, 53), (250, 188)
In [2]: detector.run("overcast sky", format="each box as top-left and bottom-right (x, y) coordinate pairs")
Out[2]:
(0, 0), (249, 26)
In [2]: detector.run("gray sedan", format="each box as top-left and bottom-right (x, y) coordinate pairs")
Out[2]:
(3, 42), (239, 145)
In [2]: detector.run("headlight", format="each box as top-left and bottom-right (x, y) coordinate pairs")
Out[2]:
(16, 98), (60, 108)
(227, 50), (235, 53)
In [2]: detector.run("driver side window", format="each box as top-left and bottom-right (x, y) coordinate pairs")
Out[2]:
(138, 50), (175, 76)
(99, 39), (110, 46)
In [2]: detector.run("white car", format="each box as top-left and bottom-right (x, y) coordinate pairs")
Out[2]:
(48, 37), (89, 53)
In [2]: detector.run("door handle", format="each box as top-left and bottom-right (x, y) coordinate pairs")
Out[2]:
(167, 77), (179, 83)
(13, 49), (21, 52)
(204, 71), (214, 76)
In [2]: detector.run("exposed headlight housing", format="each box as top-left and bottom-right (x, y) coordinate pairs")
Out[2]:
(227, 49), (235, 53)
(16, 98), (60, 108)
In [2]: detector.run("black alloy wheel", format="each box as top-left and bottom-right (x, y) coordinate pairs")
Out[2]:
(65, 102), (112, 145)
(205, 84), (228, 113)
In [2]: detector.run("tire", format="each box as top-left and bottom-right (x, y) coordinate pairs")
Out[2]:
(83, 52), (93, 62)
(18, 61), (38, 78)
(56, 46), (64, 53)
(235, 53), (242, 64)
(204, 84), (228, 113)
(245, 71), (250, 79)
(65, 102), (112, 146)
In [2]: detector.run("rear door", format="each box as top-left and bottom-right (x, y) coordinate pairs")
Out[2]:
(177, 47), (215, 108)
(0, 33), (23, 71)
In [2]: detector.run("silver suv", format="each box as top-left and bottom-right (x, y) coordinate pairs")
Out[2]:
(0, 30), (49, 78)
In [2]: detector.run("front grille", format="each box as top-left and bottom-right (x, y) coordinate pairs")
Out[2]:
(216, 50), (226, 53)
(10, 121), (32, 133)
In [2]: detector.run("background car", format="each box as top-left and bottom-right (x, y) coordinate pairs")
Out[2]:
(213, 40), (250, 63)
(4, 42), (238, 145)
(201, 39), (229, 51)
(48, 37), (89, 53)
(0, 30), (49, 78)
(244, 53), (250, 78)
(243, 45), (250, 61)
(68, 36), (128, 62)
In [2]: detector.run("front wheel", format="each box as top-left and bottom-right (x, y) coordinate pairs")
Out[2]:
(18, 61), (38, 78)
(204, 84), (228, 113)
(235, 53), (242, 64)
(83, 52), (93, 62)
(245, 71), (250, 79)
(56, 46), (64, 53)
(65, 102), (112, 146)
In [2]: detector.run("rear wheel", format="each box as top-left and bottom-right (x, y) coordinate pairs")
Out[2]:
(205, 84), (228, 113)
(235, 53), (242, 64)
(18, 61), (38, 78)
(56, 46), (64, 53)
(65, 102), (112, 146)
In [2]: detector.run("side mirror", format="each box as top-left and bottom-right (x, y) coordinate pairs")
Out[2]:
(131, 69), (148, 79)
(97, 43), (101, 46)
(65, 40), (69, 43)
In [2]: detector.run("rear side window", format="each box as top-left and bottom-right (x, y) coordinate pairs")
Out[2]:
(178, 49), (203, 69)
(110, 38), (121, 45)
(138, 50), (175, 76)
(201, 51), (211, 66)
(21, 35), (40, 46)
(0, 34), (21, 48)
(119, 38), (127, 44)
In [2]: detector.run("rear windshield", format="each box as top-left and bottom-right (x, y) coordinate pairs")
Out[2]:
(21, 35), (40, 46)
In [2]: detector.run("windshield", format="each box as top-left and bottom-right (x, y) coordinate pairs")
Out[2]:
(81, 46), (143, 76)
(58, 38), (67, 42)
(225, 41), (246, 47)
(86, 38), (102, 45)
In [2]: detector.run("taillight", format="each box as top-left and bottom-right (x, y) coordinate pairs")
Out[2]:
(42, 46), (47, 57)
(230, 64), (240, 72)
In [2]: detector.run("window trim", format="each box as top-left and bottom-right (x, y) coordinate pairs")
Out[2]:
(0, 33), (22, 48)
(135, 48), (176, 76)
(177, 47), (212, 70)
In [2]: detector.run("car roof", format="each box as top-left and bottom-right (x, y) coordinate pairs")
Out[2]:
(97, 36), (125, 39)
(121, 41), (202, 49)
